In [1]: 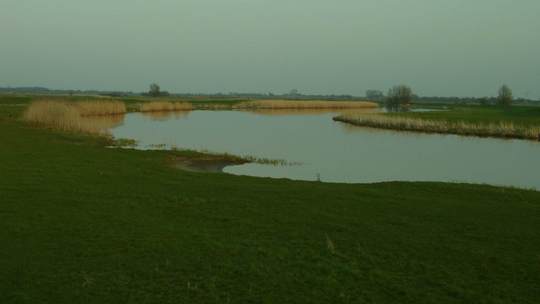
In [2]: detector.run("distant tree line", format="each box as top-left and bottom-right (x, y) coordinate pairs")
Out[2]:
(364, 85), (533, 107)
(0, 86), (139, 97)
(1, 84), (538, 106)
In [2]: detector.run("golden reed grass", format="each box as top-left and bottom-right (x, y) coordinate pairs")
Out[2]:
(23, 100), (126, 134)
(75, 101), (126, 116)
(140, 101), (193, 112)
(244, 108), (380, 116)
(137, 99), (377, 112)
(233, 100), (378, 110)
(334, 114), (540, 140)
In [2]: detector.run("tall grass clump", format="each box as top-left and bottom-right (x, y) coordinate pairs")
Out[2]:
(75, 100), (126, 116)
(234, 100), (378, 110)
(23, 100), (125, 134)
(334, 114), (540, 141)
(140, 101), (193, 113)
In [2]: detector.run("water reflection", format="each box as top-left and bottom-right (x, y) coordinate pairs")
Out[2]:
(141, 110), (191, 121)
(81, 114), (126, 133)
(384, 104), (410, 113)
(243, 108), (381, 116)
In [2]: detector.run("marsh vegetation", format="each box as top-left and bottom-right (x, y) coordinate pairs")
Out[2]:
(20, 98), (378, 134)
(23, 100), (126, 134)
(334, 113), (540, 140)
(139, 101), (193, 112)
(233, 99), (378, 110)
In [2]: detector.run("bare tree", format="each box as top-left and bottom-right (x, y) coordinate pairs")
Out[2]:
(366, 90), (384, 101)
(386, 85), (413, 110)
(149, 83), (161, 97)
(497, 85), (513, 107)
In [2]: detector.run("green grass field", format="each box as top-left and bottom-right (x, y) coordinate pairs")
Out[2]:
(1, 97), (540, 303)
(402, 104), (540, 126)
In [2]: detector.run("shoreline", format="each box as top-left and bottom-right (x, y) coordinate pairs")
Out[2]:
(170, 154), (248, 173)
(333, 115), (540, 141)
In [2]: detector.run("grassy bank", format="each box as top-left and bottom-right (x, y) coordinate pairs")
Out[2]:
(403, 104), (540, 126)
(335, 105), (540, 140)
(1, 99), (540, 303)
(334, 114), (540, 140)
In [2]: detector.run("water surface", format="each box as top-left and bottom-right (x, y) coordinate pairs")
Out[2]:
(112, 110), (540, 190)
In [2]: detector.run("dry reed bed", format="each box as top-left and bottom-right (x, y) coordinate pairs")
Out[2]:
(334, 114), (540, 140)
(233, 100), (378, 110)
(137, 100), (378, 112)
(140, 101), (193, 112)
(244, 108), (380, 116)
(23, 100), (126, 134)
(75, 101), (126, 116)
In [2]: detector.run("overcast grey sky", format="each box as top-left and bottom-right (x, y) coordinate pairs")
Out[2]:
(1, 0), (539, 97)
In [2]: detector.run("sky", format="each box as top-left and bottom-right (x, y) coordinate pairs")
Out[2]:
(1, 0), (539, 98)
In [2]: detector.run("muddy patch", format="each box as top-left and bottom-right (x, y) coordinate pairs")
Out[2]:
(171, 156), (247, 173)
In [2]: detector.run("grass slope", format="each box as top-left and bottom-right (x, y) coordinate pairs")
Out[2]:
(1, 103), (540, 303)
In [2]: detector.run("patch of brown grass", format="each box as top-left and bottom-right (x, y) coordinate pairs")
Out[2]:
(140, 101), (193, 113)
(234, 100), (378, 110)
(334, 114), (540, 140)
(244, 108), (380, 116)
(23, 100), (125, 134)
(75, 100), (126, 116)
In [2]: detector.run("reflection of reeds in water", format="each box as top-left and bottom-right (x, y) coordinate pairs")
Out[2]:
(244, 108), (381, 116)
(23, 100), (125, 134)
(142, 110), (191, 121)
(234, 100), (378, 110)
(140, 101), (193, 112)
(137, 100), (377, 112)
(196, 103), (234, 110)
(334, 114), (540, 140)
(82, 114), (125, 130)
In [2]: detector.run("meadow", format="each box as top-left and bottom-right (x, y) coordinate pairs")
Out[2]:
(334, 113), (540, 140)
(335, 105), (540, 140)
(1, 95), (540, 303)
(401, 104), (540, 126)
